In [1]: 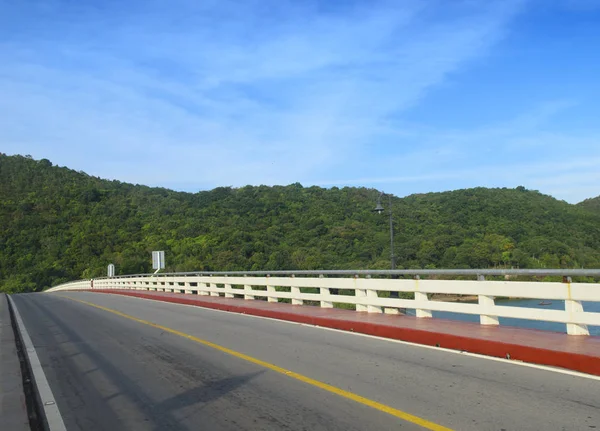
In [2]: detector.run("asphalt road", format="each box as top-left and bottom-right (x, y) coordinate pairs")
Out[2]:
(11, 291), (600, 431)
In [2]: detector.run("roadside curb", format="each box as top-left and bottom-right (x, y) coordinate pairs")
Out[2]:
(0, 294), (30, 431)
(83, 290), (600, 377)
(8, 296), (67, 431)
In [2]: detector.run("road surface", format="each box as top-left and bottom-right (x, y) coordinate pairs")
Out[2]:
(11, 291), (600, 431)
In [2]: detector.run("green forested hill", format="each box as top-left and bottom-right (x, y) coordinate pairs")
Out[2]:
(578, 196), (600, 214)
(1, 153), (600, 292)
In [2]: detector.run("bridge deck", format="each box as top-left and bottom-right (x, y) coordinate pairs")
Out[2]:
(88, 289), (600, 376)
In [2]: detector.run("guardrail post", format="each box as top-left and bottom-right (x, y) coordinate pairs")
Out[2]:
(198, 281), (209, 296)
(184, 279), (192, 294)
(356, 275), (368, 312)
(209, 282), (220, 297)
(291, 274), (303, 305)
(366, 275), (382, 313)
(224, 275), (234, 298)
(415, 276), (432, 318)
(319, 274), (333, 308)
(384, 274), (400, 315)
(563, 276), (590, 335)
(208, 276), (219, 297)
(266, 275), (278, 303)
(478, 274), (499, 326)
(244, 275), (255, 300)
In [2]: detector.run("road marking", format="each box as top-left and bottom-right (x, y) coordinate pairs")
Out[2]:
(75, 291), (600, 382)
(64, 295), (453, 431)
(8, 296), (67, 431)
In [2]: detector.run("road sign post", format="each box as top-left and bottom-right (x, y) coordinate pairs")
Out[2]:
(152, 251), (165, 274)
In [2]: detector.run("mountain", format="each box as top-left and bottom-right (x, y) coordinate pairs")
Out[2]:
(1, 153), (600, 292)
(578, 196), (600, 214)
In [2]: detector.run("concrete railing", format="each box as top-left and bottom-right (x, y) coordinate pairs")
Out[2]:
(46, 269), (600, 336)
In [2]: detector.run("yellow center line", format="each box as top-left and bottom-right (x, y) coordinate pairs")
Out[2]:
(62, 295), (454, 431)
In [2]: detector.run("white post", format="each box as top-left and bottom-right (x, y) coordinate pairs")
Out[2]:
(415, 277), (432, 318)
(319, 275), (333, 308)
(244, 275), (255, 300)
(266, 275), (278, 303)
(565, 300), (589, 335)
(564, 277), (590, 335)
(224, 280), (234, 298)
(356, 275), (368, 312)
(384, 275), (400, 315)
(198, 282), (209, 296)
(415, 292), (432, 318)
(478, 275), (499, 325)
(291, 275), (303, 305)
(367, 281), (382, 314)
(209, 282), (220, 297)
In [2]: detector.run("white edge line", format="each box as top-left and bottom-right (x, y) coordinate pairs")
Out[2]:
(56, 291), (600, 382)
(8, 295), (67, 431)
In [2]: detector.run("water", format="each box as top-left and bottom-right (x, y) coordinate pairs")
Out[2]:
(407, 299), (600, 336)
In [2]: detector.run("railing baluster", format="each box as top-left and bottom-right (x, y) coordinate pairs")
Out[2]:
(291, 274), (302, 305)
(319, 274), (333, 308)
(415, 276), (432, 318)
(224, 275), (234, 298)
(244, 274), (254, 300)
(366, 275), (382, 313)
(564, 276), (589, 335)
(266, 275), (278, 303)
(478, 274), (499, 326)
(356, 275), (368, 312)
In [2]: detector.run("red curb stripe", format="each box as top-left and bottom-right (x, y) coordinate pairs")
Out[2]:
(78, 289), (600, 376)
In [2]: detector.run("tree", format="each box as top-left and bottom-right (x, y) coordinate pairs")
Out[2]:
(1, 153), (600, 293)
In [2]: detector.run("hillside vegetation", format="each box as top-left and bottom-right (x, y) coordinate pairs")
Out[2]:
(578, 196), (600, 214)
(1, 154), (600, 292)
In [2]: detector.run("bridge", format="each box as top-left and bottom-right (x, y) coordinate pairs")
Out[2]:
(3, 269), (600, 430)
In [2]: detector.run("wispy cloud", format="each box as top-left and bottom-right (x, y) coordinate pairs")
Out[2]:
(0, 0), (527, 190)
(321, 99), (600, 202)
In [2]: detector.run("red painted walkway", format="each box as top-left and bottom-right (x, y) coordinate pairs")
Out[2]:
(89, 289), (600, 376)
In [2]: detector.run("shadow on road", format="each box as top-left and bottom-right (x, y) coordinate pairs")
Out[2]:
(156, 370), (265, 412)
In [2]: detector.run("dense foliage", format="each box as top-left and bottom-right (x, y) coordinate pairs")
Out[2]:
(578, 196), (600, 214)
(1, 154), (600, 292)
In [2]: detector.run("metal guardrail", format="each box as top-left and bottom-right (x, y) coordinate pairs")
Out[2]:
(90, 268), (600, 280)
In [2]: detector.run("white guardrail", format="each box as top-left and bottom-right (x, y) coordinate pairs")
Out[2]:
(46, 270), (600, 336)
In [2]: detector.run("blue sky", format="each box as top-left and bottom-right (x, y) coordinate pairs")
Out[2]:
(1, 0), (599, 203)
